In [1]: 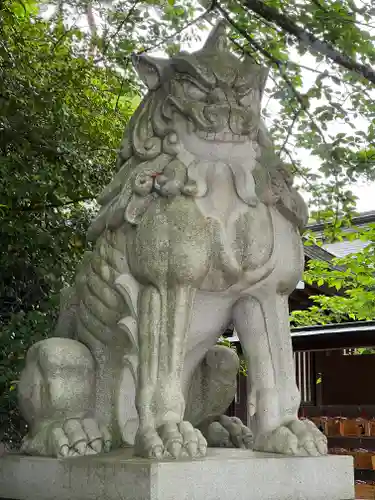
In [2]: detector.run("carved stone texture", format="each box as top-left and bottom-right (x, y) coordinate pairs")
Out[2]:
(0, 451), (354, 500)
(18, 21), (325, 460)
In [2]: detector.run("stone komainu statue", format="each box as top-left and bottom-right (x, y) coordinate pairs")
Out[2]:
(18, 22), (327, 459)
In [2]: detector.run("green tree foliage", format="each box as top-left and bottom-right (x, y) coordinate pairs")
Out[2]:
(292, 225), (375, 326)
(0, 0), (136, 444)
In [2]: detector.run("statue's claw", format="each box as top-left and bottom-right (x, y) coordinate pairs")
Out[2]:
(55, 417), (111, 457)
(254, 418), (327, 456)
(134, 427), (164, 459)
(204, 416), (253, 449)
(135, 422), (207, 459)
(22, 417), (111, 458)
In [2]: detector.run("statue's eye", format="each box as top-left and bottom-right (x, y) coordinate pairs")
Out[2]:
(239, 89), (255, 106)
(184, 83), (207, 101)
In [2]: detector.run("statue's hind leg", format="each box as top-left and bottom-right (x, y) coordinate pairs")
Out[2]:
(184, 345), (253, 449)
(134, 285), (207, 459)
(18, 338), (111, 457)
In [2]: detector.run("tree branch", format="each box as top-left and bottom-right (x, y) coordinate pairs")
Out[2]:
(85, 1), (97, 57)
(311, 0), (375, 30)
(50, 16), (80, 56)
(283, 148), (317, 190)
(5, 197), (96, 214)
(217, 5), (328, 144)
(139, 2), (217, 55)
(100, 0), (141, 58)
(236, 0), (375, 85)
(115, 78), (125, 112)
(278, 108), (301, 156)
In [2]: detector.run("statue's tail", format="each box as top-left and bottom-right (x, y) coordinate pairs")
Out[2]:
(53, 286), (79, 339)
(114, 273), (140, 378)
(53, 251), (93, 339)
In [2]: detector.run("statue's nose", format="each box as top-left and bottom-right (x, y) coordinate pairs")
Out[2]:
(203, 105), (229, 130)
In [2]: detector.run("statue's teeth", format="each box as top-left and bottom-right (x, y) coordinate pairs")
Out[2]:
(193, 129), (247, 143)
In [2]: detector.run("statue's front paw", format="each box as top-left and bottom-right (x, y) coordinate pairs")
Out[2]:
(205, 416), (253, 449)
(134, 421), (207, 459)
(254, 418), (327, 456)
(22, 417), (112, 458)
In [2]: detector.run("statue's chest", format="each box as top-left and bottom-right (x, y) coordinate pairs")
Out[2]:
(190, 162), (274, 289)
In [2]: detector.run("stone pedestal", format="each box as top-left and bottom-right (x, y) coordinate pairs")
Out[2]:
(0, 448), (354, 500)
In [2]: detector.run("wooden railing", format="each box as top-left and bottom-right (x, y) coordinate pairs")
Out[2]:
(307, 416), (375, 499)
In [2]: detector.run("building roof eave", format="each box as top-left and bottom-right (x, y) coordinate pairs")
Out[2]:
(225, 320), (375, 351)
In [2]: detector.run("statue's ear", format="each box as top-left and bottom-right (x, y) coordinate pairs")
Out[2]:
(131, 54), (169, 90)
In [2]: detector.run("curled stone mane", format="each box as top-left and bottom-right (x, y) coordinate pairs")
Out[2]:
(87, 90), (179, 242)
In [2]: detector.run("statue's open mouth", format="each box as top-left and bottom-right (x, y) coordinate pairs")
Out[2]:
(195, 129), (247, 143)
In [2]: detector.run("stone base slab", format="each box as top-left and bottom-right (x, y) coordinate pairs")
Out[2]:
(0, 448), (354, 500)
